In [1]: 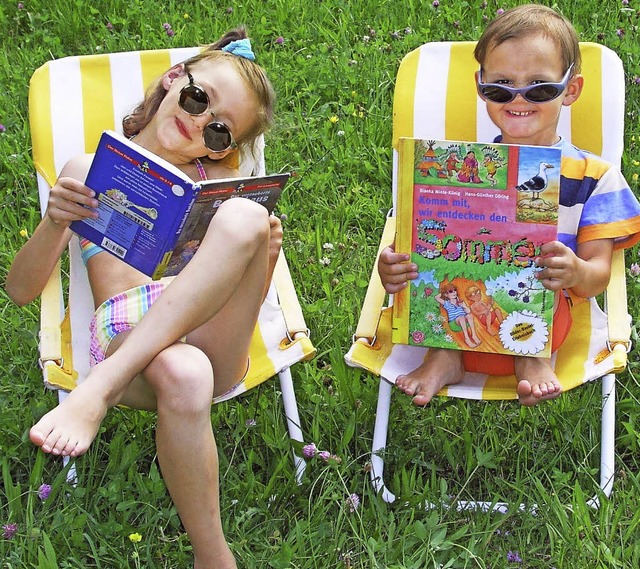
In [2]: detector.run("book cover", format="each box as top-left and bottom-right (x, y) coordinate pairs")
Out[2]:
(392, 138), (561, 358)
(71, 131), (288, 279)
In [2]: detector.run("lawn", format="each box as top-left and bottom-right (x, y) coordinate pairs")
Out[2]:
(1, 0), (639, 567)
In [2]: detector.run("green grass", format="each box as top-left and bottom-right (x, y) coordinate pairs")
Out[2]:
(1, 0), (640, 567)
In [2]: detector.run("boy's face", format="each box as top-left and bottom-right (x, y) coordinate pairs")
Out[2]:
(477, 33), (583, 146)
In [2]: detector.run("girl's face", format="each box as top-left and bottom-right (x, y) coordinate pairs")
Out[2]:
(156, 59), (258, 162)
(445, 288), (458, 299)
(477, 33), (582, 146)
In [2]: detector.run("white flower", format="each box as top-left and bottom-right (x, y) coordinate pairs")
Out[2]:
(319, 257), (331, 266)
(322, 242), (335, 251)
(498, 310), (549, 355)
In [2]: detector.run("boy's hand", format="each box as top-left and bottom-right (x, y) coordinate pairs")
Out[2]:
(536, 239), (613, 298)
(378, 244), (418, 294)
(46, 176), (99, 228)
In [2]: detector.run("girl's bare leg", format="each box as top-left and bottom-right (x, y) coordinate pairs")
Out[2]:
(30, 199), (271, 456)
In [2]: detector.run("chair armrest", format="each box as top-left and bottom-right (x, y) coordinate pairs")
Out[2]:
(354, 215), (396, 343)
(272, 249), (309, 340)
(605, 248), (631, 367)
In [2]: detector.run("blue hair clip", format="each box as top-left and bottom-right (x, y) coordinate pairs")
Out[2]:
(221, 38), (256, 61)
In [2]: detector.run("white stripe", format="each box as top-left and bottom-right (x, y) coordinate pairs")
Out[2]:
(600, 47), (624, 166)
(49, 57), (85, 175)
(169, 47), (201, 66)
(108, 52), (146, 134)
(413, 43), (451, 139)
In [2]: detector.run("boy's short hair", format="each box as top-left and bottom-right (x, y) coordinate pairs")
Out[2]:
(474, 4), (581, 75)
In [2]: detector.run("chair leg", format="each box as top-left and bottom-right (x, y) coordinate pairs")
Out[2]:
(371, 378), (396, 503)
(53, 390), (78, 486)
(278, 367), (306, 485)
(587, 372), (616, 508)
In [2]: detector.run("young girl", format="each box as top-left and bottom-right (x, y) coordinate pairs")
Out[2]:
(6, 27), (276, 569)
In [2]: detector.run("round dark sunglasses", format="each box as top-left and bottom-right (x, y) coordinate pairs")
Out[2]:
(477, 64), (575, 104)
(178, 72), (237, 153)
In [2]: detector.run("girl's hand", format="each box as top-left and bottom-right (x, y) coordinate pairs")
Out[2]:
(378, 244), (418, 294)
(46, 176), (99, 228)
(268, 214), (283, 263)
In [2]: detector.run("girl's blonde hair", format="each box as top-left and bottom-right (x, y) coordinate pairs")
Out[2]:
(474, 4), (581, 75)
(123, 27), (275, 164)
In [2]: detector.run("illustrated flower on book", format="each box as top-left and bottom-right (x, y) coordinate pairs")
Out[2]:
(498, 310), (549, 355)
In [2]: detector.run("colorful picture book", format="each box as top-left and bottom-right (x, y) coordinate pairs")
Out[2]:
(392, 138), (561, 358)
(71, 130), (289, 280)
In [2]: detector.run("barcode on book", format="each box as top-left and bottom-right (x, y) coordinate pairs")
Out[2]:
(101, 237), (127, 258)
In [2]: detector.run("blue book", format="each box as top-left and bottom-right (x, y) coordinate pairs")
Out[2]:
(71, 130), (289, 279)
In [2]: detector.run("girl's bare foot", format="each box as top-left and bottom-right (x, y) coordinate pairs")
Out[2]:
(514, 356), (562, 406)
(396, 348), (465, 406)
(29, 389), (108, 457)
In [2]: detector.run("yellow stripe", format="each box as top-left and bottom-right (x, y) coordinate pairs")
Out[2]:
(140, 50), (172, 90)
(572, 43), (603, 156)
(445, 42), (478, 141)
(393, 48), (420, 147)
(80, 55), (115, 153)
(243, 324), (276, 390)
(29, 63), (56, 186)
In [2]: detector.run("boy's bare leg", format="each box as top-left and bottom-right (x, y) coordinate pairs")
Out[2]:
(396, 348), (465, 406)
(514, 356), (562, 406)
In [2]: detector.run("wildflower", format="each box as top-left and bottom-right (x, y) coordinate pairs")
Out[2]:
(319, 257), (331, 266)
(183, 13), (190, 19)
(37, 483), (52, 501)
(128, 532), (142, 543)
(329, 115), (338, 124)
(337, 130), (345, 136)
(506, 551), (522, 563)
(162, 22), (171, 30)
(390, 31), (400, 40)
(629, 262), (640, 276)
(323, 242), (334, 251)
(634, 77), (640, 85)
(633, 160), (640, 166)
(275, 36), (284, 45)
(616, 28), (625, 38)
(433, 1), (440, 7)
(318, 450), (331, 462)
(302, 443), (317, 458)
(363, 35), (370, 43)
(497, 8), (505, 15)
(0, 124), (5, 133)
(245, 418), (257, 428)
(17, 3), (24, 8)
(106, 22), (113, 31)
(404, 27), (412, 35)
(345, 493), (360, 513)
(622, 0), (629, 5)
(481, 0), (488, 7)
(3, 523), (18, 539)
(633, 173), (639, 183)
(225, 6), (233, 13)
(166, 29), (175, 37)
(20, 229), (29, 238)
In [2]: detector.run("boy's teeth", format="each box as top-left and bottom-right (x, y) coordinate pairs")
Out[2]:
(510, 111), (531, 116)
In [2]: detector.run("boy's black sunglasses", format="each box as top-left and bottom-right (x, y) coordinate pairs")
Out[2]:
(477, 64), (575, 104)
(178, 72), (237, 153)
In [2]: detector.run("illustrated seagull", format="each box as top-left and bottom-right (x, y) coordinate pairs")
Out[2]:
(516, 162), (554, 200)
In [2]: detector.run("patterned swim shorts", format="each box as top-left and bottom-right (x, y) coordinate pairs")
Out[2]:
(89, 282), (167, 366)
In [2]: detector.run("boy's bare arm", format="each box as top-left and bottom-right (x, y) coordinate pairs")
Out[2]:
(535, 238), (614, 298)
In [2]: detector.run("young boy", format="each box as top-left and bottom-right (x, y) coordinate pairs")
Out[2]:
(378, 4), (640, 406)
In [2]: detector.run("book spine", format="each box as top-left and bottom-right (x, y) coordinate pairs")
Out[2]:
(391, 137), (414, 344)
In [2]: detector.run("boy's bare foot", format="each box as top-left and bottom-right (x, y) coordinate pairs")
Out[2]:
(396, 348), (465, 406)
(514, 356), (562, 406)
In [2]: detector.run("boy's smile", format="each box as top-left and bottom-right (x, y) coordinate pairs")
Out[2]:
(478, 33), (582, 146)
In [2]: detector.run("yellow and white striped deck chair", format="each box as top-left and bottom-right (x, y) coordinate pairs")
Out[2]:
(30, 47), (316, 482)
(345, 42), (631, 508)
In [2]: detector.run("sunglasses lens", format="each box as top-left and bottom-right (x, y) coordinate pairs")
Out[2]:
(480, 86), (514, 103)
(204, 122), (233, 152)
(179, 85), (209, 115)
(524, 85), (561, 103)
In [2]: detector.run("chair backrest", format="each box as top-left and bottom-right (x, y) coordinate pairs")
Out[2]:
(390, 41), (625, 208)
